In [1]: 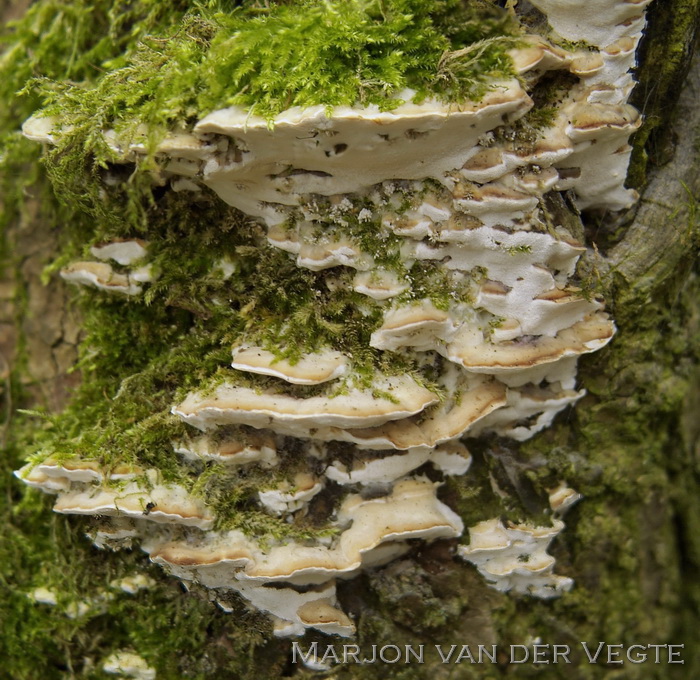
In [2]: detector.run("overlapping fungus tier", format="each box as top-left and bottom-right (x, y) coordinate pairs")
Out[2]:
(17, 0), (652, 637)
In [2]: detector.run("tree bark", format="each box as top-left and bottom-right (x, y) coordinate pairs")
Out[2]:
(1, 2), (699, 679)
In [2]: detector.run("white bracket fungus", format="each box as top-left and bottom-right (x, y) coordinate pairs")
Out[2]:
(103, 652), (156, 680)
(59, 240), (155, 297)
(258, 472), (324, 516)
(172, 374), (438, 434)
(548, 482), (583, 515)
(458, 518), (573, 598)
(231, 345), (349, 384)
(50, 470), (215, 530)
(90, 239), (148, 266)
(17, 0), (654, 636)
(60, 261), (144, 296)
(174, 431), (279, 468)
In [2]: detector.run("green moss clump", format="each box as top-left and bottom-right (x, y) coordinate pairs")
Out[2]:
(203, 0), (519, 116)
(627, 0), (700, 188)
(0, 0), (197, 231)
(394, 259), (478, 311)
(31, 0), (520, 128)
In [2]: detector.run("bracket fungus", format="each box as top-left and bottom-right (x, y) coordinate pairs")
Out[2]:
(15, 0), (654, 640)
(103, 652), (156, 680)
(457, 518), (573, 598)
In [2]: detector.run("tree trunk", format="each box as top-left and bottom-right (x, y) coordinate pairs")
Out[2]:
(1, 1), (699, 679)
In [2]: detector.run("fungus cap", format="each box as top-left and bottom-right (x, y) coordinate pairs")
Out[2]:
(60, 262), (142, 295)
(172, 375), (438, 432)
(231, 345), (348, 385)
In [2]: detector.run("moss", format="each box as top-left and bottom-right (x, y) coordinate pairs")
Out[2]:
(551, 37), (594, 52)
(203, 0), (519, 116)
(627, 0), (700, 189)
(443, 442), (540, 532)
(394, 259), (478, 311)
(504, 243), (532, 255)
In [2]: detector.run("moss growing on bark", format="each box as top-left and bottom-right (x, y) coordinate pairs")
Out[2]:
(627, 0), (700, 189)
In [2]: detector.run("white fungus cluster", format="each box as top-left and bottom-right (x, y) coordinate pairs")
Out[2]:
(18, 0), (652, 639)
